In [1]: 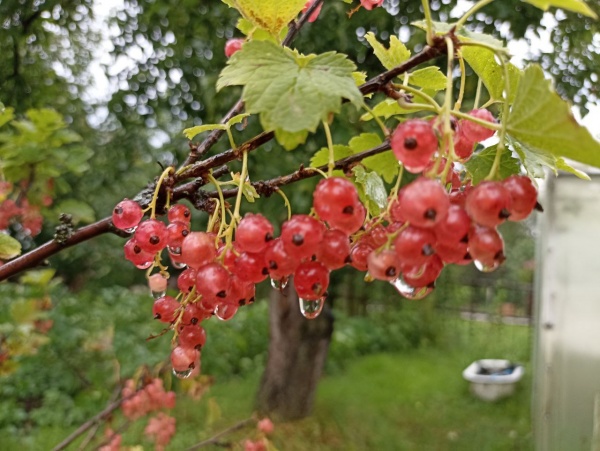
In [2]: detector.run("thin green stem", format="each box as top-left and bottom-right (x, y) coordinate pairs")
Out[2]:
(275, 188), (292, 221)
(232, 151), (248, 224)
(474, 77), (483, 109)
(454, 51), (466, 111)
(391, 83), (442, 112)
(455, 0), (496, 31)
(226, 128), (237, 151)
(149, 167), (174, 218)
(362, 103), (389, 137)
(421, 0), (434, 46)
(486, 54), (511, 181)
(439, 37), (455, 184)
(207, 173), (227, 237)
(451, 110), (501, 130)
(323, 120), (335, 177)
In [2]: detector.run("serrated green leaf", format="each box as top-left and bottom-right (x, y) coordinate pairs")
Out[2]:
(20, 269), (56, 287)
(461, 46), (522, 103)
(183, 123), (228, 140)
(0, 234), (21, 260)
(348, 133), (398, 184)
(364, 32), (411, 70)
(310, 145), (352, 168)
(225, 0), (306, 36)
(408, 67), (447, 91)
(352, 71), (367, 86)
(218, 40), (363, 133)
(226, 113), (250, 128)
(360, 98), (423, 122)
(465, 145), (521, 184)
(236, 18), (254, 35)
(522, 0), (597, 18)
(412, 20), (505, 50)
(275, 128), (308, 151)
(352, 166), (387, 216)
(507, 65), (600, 169)
(556, 158), (591, 180)
(55, 199), (96, 224)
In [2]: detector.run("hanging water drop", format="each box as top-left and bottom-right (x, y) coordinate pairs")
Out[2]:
(135, 261), (153, 270)
(123, 226), (137, 234)
(172, 367), (193, 379)
(168, 247), (187, 269)
(299, 296), (324, 319)
(215, 303), (238, 321)
(390, 276), (433, 300)
(270, 277), (289, 290)
(474, 259), (500, 273)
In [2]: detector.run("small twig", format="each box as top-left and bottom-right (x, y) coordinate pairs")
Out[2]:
(185, 417), (256, 451)
(53, 392), (131, 451)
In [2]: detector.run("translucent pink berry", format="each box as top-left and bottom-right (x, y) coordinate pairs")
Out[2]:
(112, 199), (143, 230)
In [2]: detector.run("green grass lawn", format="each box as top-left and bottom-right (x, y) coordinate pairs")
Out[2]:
(18, 319), (533, 450)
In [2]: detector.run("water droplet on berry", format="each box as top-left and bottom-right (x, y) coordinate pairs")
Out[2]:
(151, 288), (166, 300)
(135, 261), (153, 270)
(299, 296), (324, 319)
(474, 259), (501, 273)
(215, 303), (238, 321)
(390, 276), (434, 300)
(270, 277), (289, 290)
(123, 226), (137, 233)
(168, 246), (182, 255)
(172, 368), (193, 379)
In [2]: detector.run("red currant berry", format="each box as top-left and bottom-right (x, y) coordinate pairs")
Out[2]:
(195, 262), (232, 304)
(167, 204), (191, 225)
(180, 232), (217, 269)
(236, 213), (274, 254)
(399, 177), (450, 228)
(231, 252), (268, 284)
(177, 324), (207, 349)
(112, 199), (143, 231)
(349, 242), (373, 271)
(153, 296), (179, 323)
(167, 221), (190, 248)
(460, 109), (496, 143)
(134, 219), (168, 253)
(391, 119), (439, 173)
(264, 238), (298, 280)
(393, 225), (437, 266)
(327, 201), (366, 236)
(124, 239), (154, 268)
(402, 255), (443, 288)
(316, 229), (351, 270)
(433, 205), (471, 244)
(170, 346), (199, 372)
(294, 261), (330, 300)
(468, 225), (505, 267)
(313, 177), (360, 222)
(465, 181), (512, 227)
(303, 0), (323, 22)
(367, 249), (401, 281)
(225, 38), (244, 58)
(281, 215), (325, 260)
(503, 175), (537, 221)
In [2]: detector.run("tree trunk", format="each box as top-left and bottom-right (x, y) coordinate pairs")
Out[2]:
(255, 280), (334, 420)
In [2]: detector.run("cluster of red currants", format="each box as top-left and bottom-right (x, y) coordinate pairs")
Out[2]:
(113, 107), (538, 378)
(243, 418), (275, 451)
(0, 181), (45, 238)
(99, 378), (177, 451)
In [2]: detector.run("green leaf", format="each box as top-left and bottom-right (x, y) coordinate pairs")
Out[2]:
(510, 136), (590, 180)
(224, 0), (306, 36)
(360, 98), (422, 121)
(352, 166), (387, 216)
(242, 183), (260, 203)
(236, 18), (254, 35)
(507, 65), (600, 169)
(364, 32), (411, 70)
(55, 199), (96, 224)
(10, 300), (40, 324)
(412, 20), (505, 50)
(0, 234), (21, 260)
(20, 269), (56, 287)
(464, 145), (521, 184)
(408, 67), (447, 91)
(556, 158), (591, 180)
(310, 145), (352, 168)
(461, 46), (522, 103)
(349, 133), (398, 184)
(226, 113), (250, 128)
(183, 123), (227, 140)
(218, 40), (363, 133)
(0, 107), (14, 129)
(275, 128), (308, 151)
(522, 0), (597, 18)
(352, 71), (368, 86)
